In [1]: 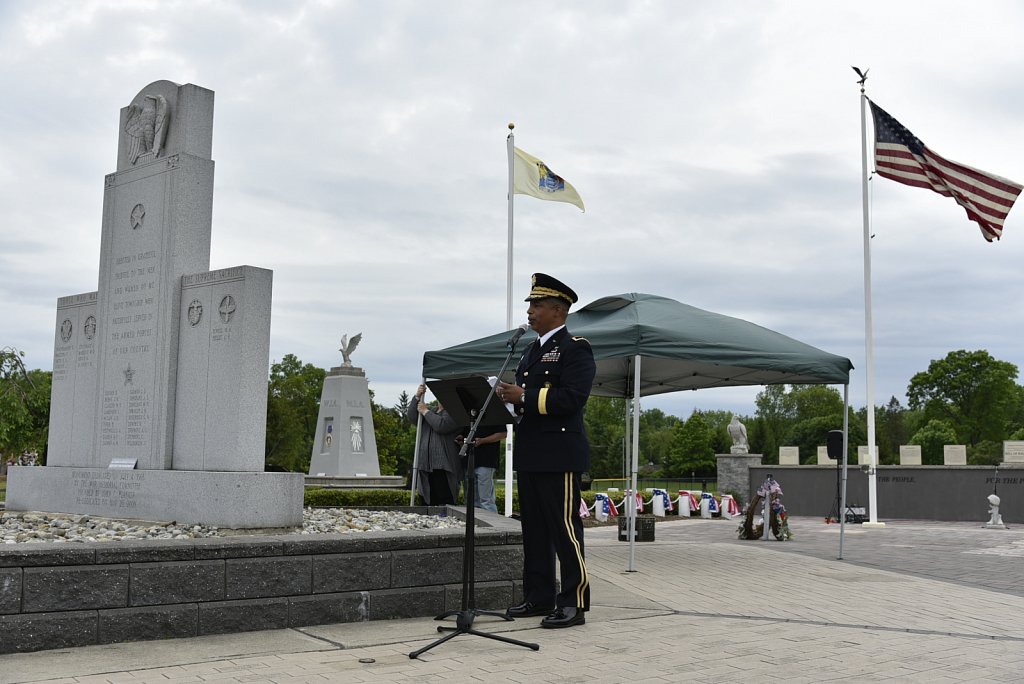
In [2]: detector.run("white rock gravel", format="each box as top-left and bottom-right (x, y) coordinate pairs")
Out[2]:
(0, 508), (463, 544)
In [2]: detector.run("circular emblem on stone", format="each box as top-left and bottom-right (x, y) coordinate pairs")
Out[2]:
(60, 319), (73, 343)
(188, 299), (203, 327)
(130, 203), (146, 230)
(84, 315), (97, 340)
(219, 295), (237, 323)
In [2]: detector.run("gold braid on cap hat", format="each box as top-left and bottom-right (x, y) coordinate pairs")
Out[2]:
(531, 286), (573, 302)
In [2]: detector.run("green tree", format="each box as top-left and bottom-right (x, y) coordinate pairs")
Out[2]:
(370, 395), (403, 476)
(265, 354), (325, 472)
(875, 396), (911, 465)
(377, 391), (417, 479)
(968, 439), (1002, 466)
(909, 419), (959, 464)
(0, 348), (51, 462)
(907, 349), (1020, 447)
(664, 411), (716, 477)
(752, 385), (788, 461)
(584, 397), (627, 478)
(753, 384), (850, 463)
(637, 408), (681, 474)
(700, 409), (735, 456)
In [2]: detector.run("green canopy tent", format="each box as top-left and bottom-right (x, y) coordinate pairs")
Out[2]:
(423, 293), (853, 391)
(421, 293), (855, 567)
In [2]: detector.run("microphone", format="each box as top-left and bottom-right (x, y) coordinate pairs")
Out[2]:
(506, 323), (530, 348)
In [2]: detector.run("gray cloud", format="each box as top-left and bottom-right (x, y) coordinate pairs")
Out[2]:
(4, 0), (1024, 422)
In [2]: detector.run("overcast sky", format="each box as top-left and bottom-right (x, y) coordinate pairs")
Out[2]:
(3, 0), (1024, 420)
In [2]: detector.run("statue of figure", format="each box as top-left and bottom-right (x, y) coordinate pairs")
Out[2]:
(339, 332), (362, 367)
(986, 493), (1005, 528)
(728, 415), (748, 454)
(124, 94), (170, 165)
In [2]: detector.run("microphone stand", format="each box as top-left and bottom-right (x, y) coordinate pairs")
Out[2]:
(409, 332), (539, 659)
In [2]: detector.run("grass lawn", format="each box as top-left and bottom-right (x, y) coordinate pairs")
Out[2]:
(0, 476), (6, 504)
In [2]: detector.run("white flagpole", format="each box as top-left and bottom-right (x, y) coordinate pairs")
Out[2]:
(503, 124), (516, 517)
(858, 73), (884, 527)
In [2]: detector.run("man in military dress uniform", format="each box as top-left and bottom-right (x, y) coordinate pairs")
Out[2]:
(496, 273), (596, 629)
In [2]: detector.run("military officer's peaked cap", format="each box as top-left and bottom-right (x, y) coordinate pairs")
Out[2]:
(525, 273), (578, 306)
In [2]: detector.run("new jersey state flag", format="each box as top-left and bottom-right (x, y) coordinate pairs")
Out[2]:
(513, 147), (585, 211)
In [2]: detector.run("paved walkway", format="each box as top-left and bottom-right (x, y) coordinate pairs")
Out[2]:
(2, 516), (1023, 683)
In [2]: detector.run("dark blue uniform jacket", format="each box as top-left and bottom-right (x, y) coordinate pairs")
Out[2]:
(512, 327), (596, 473)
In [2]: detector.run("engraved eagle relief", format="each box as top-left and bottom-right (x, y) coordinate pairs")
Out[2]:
(124, 94), (170, 165)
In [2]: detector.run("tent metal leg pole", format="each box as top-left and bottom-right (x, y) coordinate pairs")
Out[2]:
(627, 354), (642, 572)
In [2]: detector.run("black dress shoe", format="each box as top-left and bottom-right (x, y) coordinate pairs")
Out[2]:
(540, 606), (586, 628)
(506, 601), (554, 618)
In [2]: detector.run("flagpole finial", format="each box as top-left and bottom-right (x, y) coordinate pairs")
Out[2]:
(852, 66), (869, 92)
(508, 122), (515, 130)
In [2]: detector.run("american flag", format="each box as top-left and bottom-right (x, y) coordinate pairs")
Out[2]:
(869, 100), (1022, 242)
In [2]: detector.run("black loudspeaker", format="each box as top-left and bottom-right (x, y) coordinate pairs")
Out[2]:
(826, 430), (845, 462)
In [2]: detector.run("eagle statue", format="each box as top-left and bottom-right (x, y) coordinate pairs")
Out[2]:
(339, 333), (362, 367)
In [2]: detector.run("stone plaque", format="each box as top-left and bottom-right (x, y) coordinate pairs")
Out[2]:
(899, 445), (922, 466)
(778, 446), (799, 465)
(1002, 441), (1024, 464)
(943, 445), (967, 465)
(816, 446), (836, 465)
(173, 266), (272, 471)
(94, 149), (213, 469)
(857, 445), (878, 465)
(47, 292), (99, 467)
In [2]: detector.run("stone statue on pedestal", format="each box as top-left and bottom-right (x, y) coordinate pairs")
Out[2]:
(986, 493), (1006, 529)
(728, 415), (749, 454)
(339, 332), (362, 368)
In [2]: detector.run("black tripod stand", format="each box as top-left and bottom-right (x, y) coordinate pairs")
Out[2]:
(824, 431), (860, 524)
(409, 349), (539, 658)
(823, 454), (839, 524)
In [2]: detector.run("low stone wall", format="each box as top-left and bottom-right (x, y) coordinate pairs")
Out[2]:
(0, 508), (523, 654)
(748, 465), (1024, 522)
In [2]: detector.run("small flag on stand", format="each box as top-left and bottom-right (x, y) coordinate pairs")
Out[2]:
(579, 499), (590, 518)
(701, 492), (720, 514)
(594, 493), (618, 521)
(512, 147), (585, 211)
(720, 494), (742, 519)
(869, 100), (1022, 242)
(680, 490), (700, 514)
(651, 491), (675, 511)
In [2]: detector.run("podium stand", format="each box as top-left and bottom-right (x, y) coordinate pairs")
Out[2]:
(408, 375), (538, 659)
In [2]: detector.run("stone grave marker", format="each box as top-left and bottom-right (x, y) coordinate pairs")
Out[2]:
(943, 444), (967, 466)
(857, 445), (878, 466)
(1002, 440), (1024, 464)
(899, 445), (922, 466)
(778, 446), (799, 465)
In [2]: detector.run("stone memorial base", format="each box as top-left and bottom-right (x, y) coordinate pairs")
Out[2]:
(5, 466), (303, 529)
(305, 474), (406, 489)
(308, 367), (381, 477)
